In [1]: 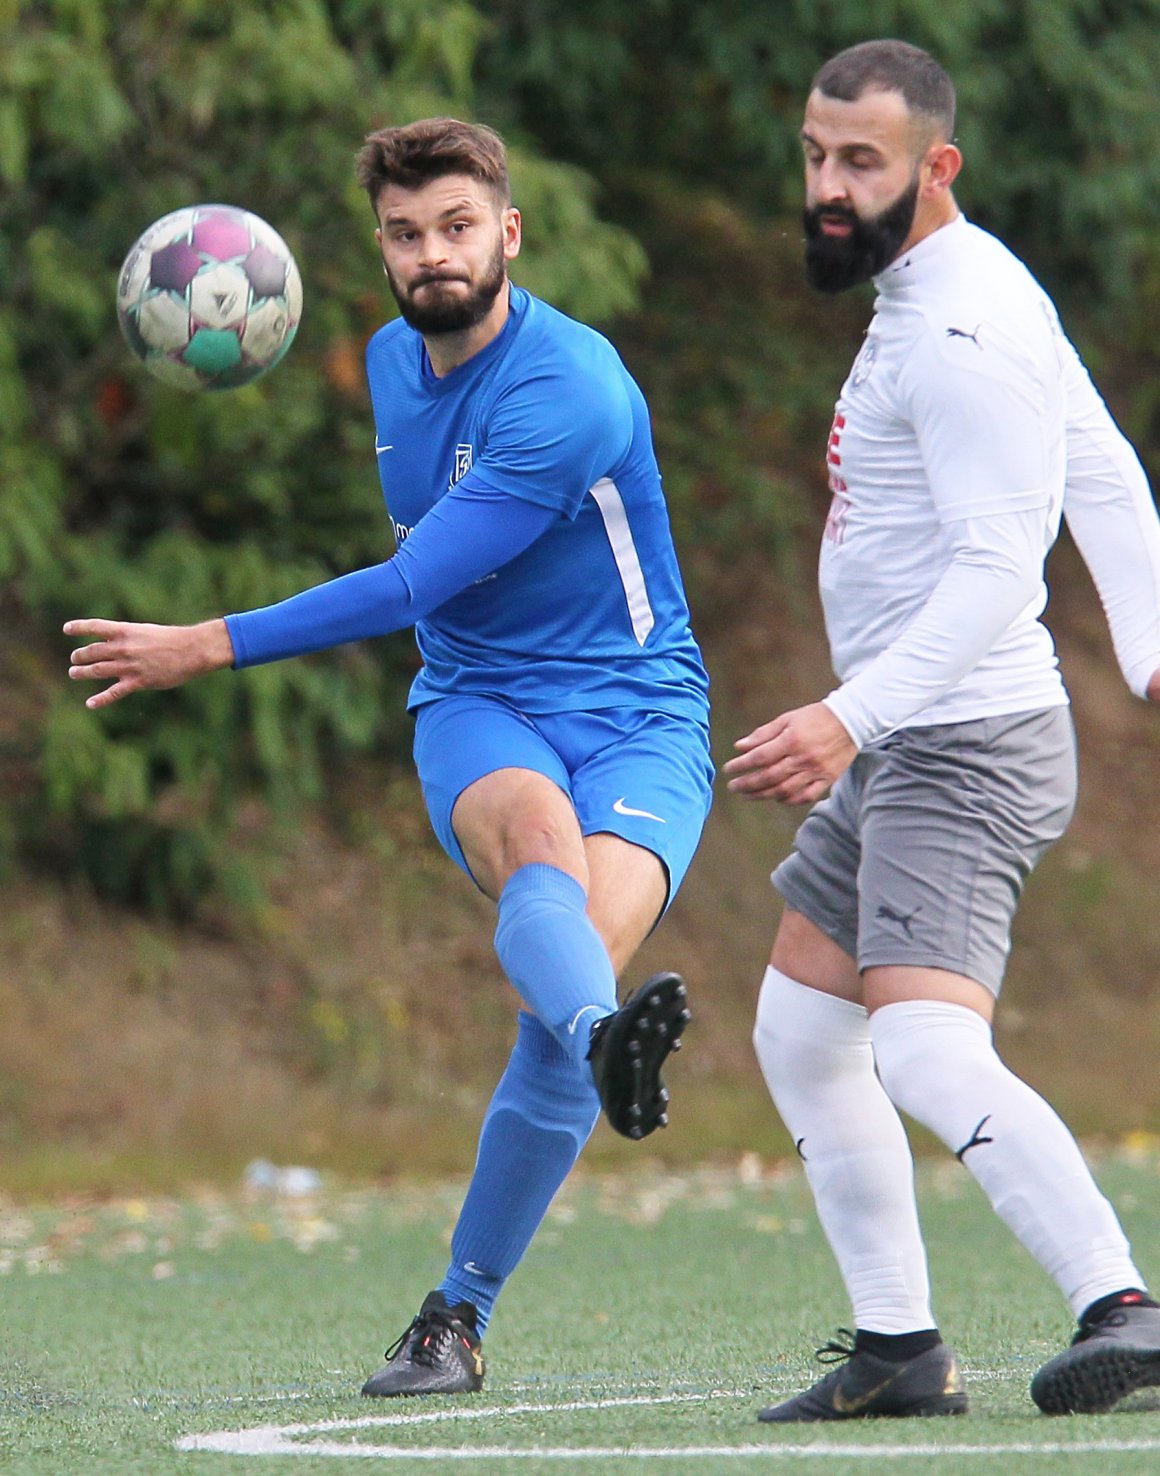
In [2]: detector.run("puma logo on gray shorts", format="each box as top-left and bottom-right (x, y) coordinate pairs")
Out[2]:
(771, 706), (1077, 996)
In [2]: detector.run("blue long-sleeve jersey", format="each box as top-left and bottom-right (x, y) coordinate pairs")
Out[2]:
(226, 286), (708, 723)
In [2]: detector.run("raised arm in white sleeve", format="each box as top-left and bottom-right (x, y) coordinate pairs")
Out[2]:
(1058, 339), (1160, 697)
(824, 508), (1051, 747)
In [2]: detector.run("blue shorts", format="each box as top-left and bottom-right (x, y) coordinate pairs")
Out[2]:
(412, 696), (714, 909)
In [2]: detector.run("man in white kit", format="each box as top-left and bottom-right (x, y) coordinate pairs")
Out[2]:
(725, 38), (1160, 1420)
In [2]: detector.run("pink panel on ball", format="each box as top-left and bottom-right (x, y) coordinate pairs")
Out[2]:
(191, 210), (252, 261)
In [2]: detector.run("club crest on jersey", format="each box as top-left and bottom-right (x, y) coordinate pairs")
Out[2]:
(451, 443), (474, 488)
(850, 336), (878, 388)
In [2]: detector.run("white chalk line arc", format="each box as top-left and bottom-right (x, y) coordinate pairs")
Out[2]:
(175, 1389), (1160, 1460)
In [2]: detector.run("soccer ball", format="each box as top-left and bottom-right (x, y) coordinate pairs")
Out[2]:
(116, 204), (303, 390)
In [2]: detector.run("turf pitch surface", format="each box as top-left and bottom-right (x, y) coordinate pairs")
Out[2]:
(4, 1147), (1160, 1473)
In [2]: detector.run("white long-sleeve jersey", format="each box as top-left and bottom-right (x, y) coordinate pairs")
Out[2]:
(819, 213), (1160, 749)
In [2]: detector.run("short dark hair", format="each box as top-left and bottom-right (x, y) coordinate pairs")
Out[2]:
(812, 40), (955, 142)
(355, 117), (511, 215)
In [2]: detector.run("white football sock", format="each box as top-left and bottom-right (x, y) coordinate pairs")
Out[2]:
(754, 967), (935, 1332)
(870, 999), (1143, 1318)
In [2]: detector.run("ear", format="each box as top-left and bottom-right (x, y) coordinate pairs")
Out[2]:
(502, 206), (522, 262)
(922, 142), (962, 199)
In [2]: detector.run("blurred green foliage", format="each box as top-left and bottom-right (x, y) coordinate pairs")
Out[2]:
(478, 0), (1160, 525)
(3, 0), (1160, 914)
(0, 0), (643, 911)
(478, 0), (1160, 303)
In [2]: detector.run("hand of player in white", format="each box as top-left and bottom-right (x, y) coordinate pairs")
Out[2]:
(65, 618), (235, 710)
(725, 701), (857, 805)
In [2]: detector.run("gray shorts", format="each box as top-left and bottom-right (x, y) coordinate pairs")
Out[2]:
(772, 706), (1077, 995)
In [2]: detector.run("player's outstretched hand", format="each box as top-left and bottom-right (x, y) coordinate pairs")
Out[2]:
(724, 701), (856, 805)
(65, 618), (235, 710)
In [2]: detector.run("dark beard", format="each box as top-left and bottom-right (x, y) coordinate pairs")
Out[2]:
(803, 176), (920, 294)
(388, 239), (507, 335)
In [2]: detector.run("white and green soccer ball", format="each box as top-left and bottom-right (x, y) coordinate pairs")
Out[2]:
(116, 204), (303, 390)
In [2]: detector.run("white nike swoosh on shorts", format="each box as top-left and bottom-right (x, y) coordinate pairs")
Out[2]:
(612, 797), (666, 823)
(374, 440), (393, 454)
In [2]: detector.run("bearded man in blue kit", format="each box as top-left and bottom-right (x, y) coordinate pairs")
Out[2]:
(66, 117), (713, 1398)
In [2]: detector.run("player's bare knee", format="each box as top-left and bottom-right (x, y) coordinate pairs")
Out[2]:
(498, 813), (586, 885)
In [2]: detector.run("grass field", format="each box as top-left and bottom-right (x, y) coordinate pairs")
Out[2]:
(4, 1147), (1160, 1475)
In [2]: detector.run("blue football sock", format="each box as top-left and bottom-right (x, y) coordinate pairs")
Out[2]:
(493, 863), (618, 1066)
(439, 1012), (600, 1331)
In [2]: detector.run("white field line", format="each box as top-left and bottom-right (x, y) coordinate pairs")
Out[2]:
(176, 1391), (735, 1448)
(176, 1390), (1160, 1460)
